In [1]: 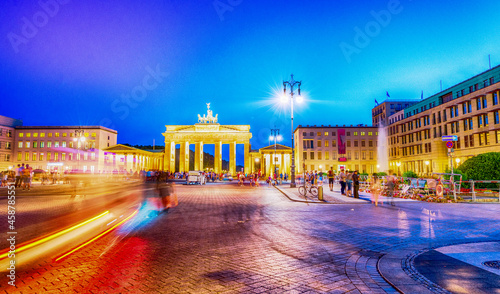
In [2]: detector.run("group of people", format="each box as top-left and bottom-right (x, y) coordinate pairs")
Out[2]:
(13, 163), (33, 191)
(331, 168), (361, 198)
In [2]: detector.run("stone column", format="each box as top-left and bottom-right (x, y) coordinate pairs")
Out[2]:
(229, 141), (236, 175)
(179, 141), (189, 172)
(165, 141), (176, 172)
(195, 142), (204, 171)
(132, 154), (137, 171)
(244, 142), (250, 174)
(214, 141), (222, 173)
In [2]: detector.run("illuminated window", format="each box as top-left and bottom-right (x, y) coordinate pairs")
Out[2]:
(325, 140), (329, 147)
(27, 133), (31, 138)
(317, 140), (322, 147)
(55, 133), (60, 137)
(70, 133), (74, 137)
(33, 141), (38, 148)
(332, 140), (336, 147)
(324, 132), (329, 136)
(69, 153), (73, 161)
(325, 151), (329, 160)
(54, 153), (59, 161)
(91, 132), (96, 137)
(84, 133), (89, 137)
(47, 152), (51, 161)
(62, 133), (67, 137)
(19, 133), (23, 138)
(353, 132), (358, 136)
(318, 152), (322, 160)
(76, 153), (80, 161)
(91, 153), (96, 160)
(54, 141), (59, 147)
(18, 142), (23, 148)
(369, 151), (373, 160)
(310, 152), (314, 160)
(361, 152), (366, 160)
(361, 132), (366, 136)
(69, 141), (74, 148)
(368, 132), (373, 136)
(17, 153), (22, 161)
(26, 142), (30, 148)
(354, 152), (359, 160)
(62, 142), (66, 147)
(347, 152), (351, 159)
(40, 142), (44, 148)
(25, 152), (29, 161)
(40, 133), (45, 137)
(47, 142), (52, 148)
(84, 153), (88, 160)
(32, 153), (37, 161)
(61, 153), (66, 161)
(39, 153), (44, 161)
(303, 152), (307, 160)
(48, 133), (52, 137)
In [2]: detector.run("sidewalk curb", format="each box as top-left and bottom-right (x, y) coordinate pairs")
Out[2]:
(274, 185), (369, 204)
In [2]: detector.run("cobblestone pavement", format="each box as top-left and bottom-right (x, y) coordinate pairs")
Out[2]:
(2, 183), (500, 293)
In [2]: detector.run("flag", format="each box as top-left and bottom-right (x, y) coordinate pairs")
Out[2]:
(375, 99), (379, 105)
(421, 90), (424, 100)
(386, 91), (390, 98)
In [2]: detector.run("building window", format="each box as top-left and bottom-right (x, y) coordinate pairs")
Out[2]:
(19, 133), (23, 138)
(369, 151), (373, 160)
(17, 153), (22, 161)
(332, 132), (336, 136)
(40, 142), (44, 148)
(317, 140), (322, 147)
(39, 153), (44, 161)
(347, 141), (351, 147)
(62, 133), (67, 137)
(33, 141), (37, 148)
(40, 133), (45, 137)
(310, 132), (314, 136)
(353, 132), (358, 136)
(347, 152), (351, 160)
(47, 152), (51, 161)
(325, 152), (329, 160)
(55, 141), (60, 148)
(477, 98), (482, 110)
(47, 142), (52, 148)
(354, 141), (358, 147)
(26, 133), (31, 138)
(368, 140), (373, 147)
(325, 140), (329, 147)
(317, 132), (321, 136)
(318, 152), (322, 160)
(497, 131), (500, 144)
(303, 132), (306, 137)
(494, 93), (499, 106)
(361, 140), (365, 147)
(483, 96), (487, 108)
(495, 111), (499, 124)
(69, 153), (73, 161)
(61, 153), (66, 161)
(26, 142), (30, 148)
(18, 142), (23, 148)
(310, 152), (314, 160)
(361, 152), (366, 160)
(48, 133), (52, 138)
(470, 135), (474, 147)
(55, 133), (59, 137)
(62, 142), (67, 148)
(354, 152), (359, 160)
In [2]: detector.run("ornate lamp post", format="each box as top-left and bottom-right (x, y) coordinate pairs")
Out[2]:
(269, 128), (282, 179)
(283, 74), (302, 187)
(73, 129), (86, 171)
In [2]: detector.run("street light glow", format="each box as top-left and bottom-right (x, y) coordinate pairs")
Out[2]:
(425, 161), (430, 165)
(277, 135), (283, 141)
(296, 95), (304, 103)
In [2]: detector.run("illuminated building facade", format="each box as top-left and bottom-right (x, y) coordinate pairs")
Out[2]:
(385, 65), (500, 175)
(0, 115), (23, 171)
(13, 126), (117, 172)
(294, 125), (380, 174)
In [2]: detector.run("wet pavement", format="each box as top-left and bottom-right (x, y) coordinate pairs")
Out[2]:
(1, 182), (500, 293)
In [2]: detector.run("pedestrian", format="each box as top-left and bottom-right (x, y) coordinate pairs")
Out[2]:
(328, 167), (334, 191)
(353, 170), (360, 198)
(370, 173), (381, 206)
(22, 164), (32, 191)
(346, 171), (353, 197)
(387, 172), (396, 206)
(339, 170), (346, 195)
(15, 164), (24, 188)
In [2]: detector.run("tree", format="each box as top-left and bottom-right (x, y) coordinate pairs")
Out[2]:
(402, 170), (418, 178)
(456, 152), (500, 188)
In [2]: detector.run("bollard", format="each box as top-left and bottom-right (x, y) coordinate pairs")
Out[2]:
(471, 180), (476, 202)
(318, 186), (324, 201)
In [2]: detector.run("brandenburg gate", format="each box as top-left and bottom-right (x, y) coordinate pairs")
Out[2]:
(163, 104), (252, 174)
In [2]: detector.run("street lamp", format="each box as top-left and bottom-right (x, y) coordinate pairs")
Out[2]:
(73, 129), (86, 171)
(270, 128), (282, 180)
(425, 160), (430, 175)
(283, 74), (302, 188)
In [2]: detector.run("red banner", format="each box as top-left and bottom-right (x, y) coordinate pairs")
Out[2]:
(338, 129), (346, 154)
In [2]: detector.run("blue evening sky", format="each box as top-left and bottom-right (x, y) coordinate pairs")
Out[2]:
(2, 0), (500, 162)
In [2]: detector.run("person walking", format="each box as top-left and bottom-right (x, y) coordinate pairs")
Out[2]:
(370, 173), (381, 206)
(387, 173), (396, 206)
(339, 170), (346, 195)
(346, 171), (353, 197)
(353, 170), (360, 198)
(328, 167), (334, 191)
(15, 164), (23, 188)
(22, 164), (32, 191)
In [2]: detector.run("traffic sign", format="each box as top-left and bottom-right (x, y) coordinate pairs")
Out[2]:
(442, 135), (458, 141)
(446, 141), (454, 148)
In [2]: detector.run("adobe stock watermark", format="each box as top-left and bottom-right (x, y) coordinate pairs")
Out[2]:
(99, 64), (169, 130)
(7, 0), (70, 54)
(339, 0), (404, 64)
(213, 0), (242, 21)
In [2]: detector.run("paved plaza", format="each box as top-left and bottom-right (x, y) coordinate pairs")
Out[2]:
(1, 182), (500, 293)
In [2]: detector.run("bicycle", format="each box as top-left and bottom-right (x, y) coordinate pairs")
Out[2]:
(298, 182), (318, 197)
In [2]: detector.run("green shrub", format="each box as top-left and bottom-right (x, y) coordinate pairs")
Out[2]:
(402, 170), (418, 178)
(376, 172), (387, 176)
(458, 153), (500, 188)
